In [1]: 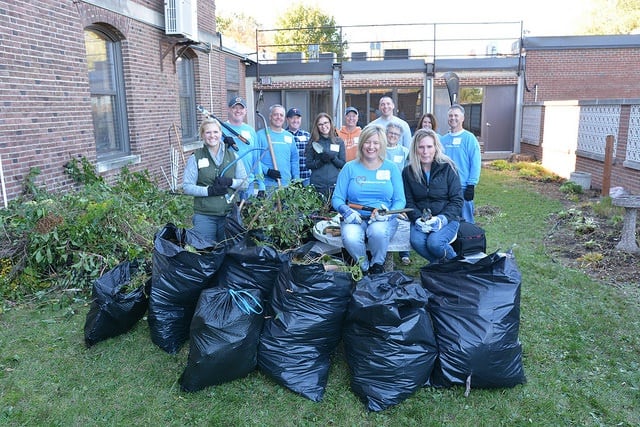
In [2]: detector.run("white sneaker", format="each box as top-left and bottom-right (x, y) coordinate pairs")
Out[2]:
(401, 256), (411, 265)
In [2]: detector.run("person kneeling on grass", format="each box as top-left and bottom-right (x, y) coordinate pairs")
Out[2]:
(402, 129), (463, 263)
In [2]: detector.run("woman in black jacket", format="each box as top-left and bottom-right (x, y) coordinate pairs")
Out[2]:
(402, 128), (463, 263)
(305, 112), (346, 199)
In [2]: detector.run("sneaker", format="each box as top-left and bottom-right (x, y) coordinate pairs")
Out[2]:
(369, 263), (385, 275)
(401, 256), (411, 265)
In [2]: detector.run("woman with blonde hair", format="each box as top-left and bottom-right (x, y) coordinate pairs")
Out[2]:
(402, 128), (463, 263)
(331, 125), (406, 275)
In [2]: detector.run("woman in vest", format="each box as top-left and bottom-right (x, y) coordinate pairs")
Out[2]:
(183, 118), (248, 244)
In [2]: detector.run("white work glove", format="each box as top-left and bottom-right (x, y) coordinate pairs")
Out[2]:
(369, 203), (393, 223)
(425, 215), (447, 232)
(416, 215), (447, 233)
(338, 205), (362, 224)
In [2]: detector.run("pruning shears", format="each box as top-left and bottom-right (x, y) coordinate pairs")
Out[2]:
(348, 203), (413, 216)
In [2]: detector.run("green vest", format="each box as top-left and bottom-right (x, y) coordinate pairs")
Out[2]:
(193, 146), (236, 216)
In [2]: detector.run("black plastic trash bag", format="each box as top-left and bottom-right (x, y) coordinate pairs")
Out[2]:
(343, 271), (437, 412)
(258, 260), (353, 402)
(148, 223), (225, 354)
(420, 251), (526, 391)
(216, 235), (284, 303)
(84, 260), (151, 347)
(179, 288), (264, 392)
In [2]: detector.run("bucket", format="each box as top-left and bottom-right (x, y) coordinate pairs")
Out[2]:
(569, 172), (591, 190)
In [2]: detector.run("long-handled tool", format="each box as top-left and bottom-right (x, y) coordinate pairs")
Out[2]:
(255, 90), (282, 211)
(197, 105), (250, 145)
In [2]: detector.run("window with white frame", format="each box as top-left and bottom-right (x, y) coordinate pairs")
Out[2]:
(177, 55), (197, 142)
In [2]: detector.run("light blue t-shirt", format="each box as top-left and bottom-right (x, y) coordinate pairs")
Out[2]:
(332, 158), (406, 215)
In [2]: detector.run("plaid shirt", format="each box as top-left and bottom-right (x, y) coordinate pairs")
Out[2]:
(287, 128), (312, 180)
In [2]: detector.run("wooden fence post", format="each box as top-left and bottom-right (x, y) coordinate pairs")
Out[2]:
(602, 135), (614, 197)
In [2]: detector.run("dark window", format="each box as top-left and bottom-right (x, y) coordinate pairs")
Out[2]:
(177, 56), (197, 142)
(84, 28), (129, 160)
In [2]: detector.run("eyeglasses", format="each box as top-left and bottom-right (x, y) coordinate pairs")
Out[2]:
(387, 132), (401, 137)
(317, 121), (331, 127)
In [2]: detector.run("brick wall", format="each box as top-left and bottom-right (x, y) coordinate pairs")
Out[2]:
(0, 0), (231, 201)
(524, 48), (640, 103)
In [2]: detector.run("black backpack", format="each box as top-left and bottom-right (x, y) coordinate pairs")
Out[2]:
(452, 221), (486, 256)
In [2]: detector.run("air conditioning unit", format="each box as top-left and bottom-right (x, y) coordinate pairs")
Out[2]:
(164, 0), (198, 42)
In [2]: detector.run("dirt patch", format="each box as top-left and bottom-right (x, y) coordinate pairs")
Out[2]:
(525, 179), (640, 297)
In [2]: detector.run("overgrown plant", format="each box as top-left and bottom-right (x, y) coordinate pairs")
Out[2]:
(0, 159), (193, 301)
(242, 181), (332, 251)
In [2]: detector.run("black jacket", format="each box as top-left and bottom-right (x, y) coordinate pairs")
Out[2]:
(401, 160), (463, 223)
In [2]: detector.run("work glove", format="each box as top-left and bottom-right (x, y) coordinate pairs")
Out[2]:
(266, 168), (281, 180)
(338, 204), (362, 224)
(223, 136), (238, 151)
(415, 217), (432, 234)
(319, 152), (335, 163)
(463, 185), (475, 201)
(256, 190), (266, 199)
(370, 203), (393, 222)
(426, 215), (448, 232)
(215, 176), (233, 188)
(207, 184), (228, 197)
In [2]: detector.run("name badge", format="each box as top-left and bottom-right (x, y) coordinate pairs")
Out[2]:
(298, 135), (308, 142)
(241, 130), (251, 140)
(452, 137), (462, 146)
(376, 169), (391, 181)
(330, 144), (339, 152)
(284, 135), (293, 144)
(198, 158), (210, 169)
(393, 155), (404, 164)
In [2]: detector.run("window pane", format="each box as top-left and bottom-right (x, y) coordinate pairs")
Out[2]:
(85, 31), (115, 94)
(177, 57), (197, 140)
(91, 95), (118, 154)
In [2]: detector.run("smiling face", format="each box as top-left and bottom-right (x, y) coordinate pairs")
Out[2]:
(447, 107), (464, 132)
(286, 114), (302, 131)
(202, 121), (222, 148)
(344, 111), (358, 129)
(269, 106), (286, 130)
(228, 103), (247, 125)
(378, 96), (395, 118)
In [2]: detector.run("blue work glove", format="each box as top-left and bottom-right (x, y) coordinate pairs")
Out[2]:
(369, 203), (393, 223)
(338, 204), (362, 224)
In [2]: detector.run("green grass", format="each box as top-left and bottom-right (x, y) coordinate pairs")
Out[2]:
(1, 168), (639, 426)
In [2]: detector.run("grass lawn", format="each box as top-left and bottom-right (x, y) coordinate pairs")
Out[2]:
(1, 168), (639, 426)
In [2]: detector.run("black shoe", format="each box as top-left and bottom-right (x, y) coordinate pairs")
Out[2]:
(369, 263), (385, 275)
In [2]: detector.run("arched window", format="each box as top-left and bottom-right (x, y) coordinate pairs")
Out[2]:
(84, 27), (130, 159)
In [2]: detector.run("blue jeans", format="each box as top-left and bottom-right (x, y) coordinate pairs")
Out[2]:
(410, 220), (460, 263)
(341, 218), (398, 271)
(192, 213), (227, 245)
(461, 199), (475, 223)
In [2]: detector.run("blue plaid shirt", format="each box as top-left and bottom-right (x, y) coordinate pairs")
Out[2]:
(287, 128), (312, 181)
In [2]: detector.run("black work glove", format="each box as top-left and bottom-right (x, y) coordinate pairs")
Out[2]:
(207, 184), (227, 197)
(319, 152), (335, 163)
(266, 168), (281, 180)
(223, 136), (238, 151)
(463, 185), (475, 201)
(256, 190), (266, 199)
(215, 176), (233, 188)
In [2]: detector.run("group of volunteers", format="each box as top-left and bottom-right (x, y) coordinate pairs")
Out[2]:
(183, 95), (481, 276)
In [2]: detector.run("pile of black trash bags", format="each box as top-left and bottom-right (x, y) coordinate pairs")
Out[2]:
(84, 222), (526, 412)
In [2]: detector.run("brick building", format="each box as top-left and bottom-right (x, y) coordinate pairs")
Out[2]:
(1, 2), (638, 204)
(0, 0), (247, 202)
